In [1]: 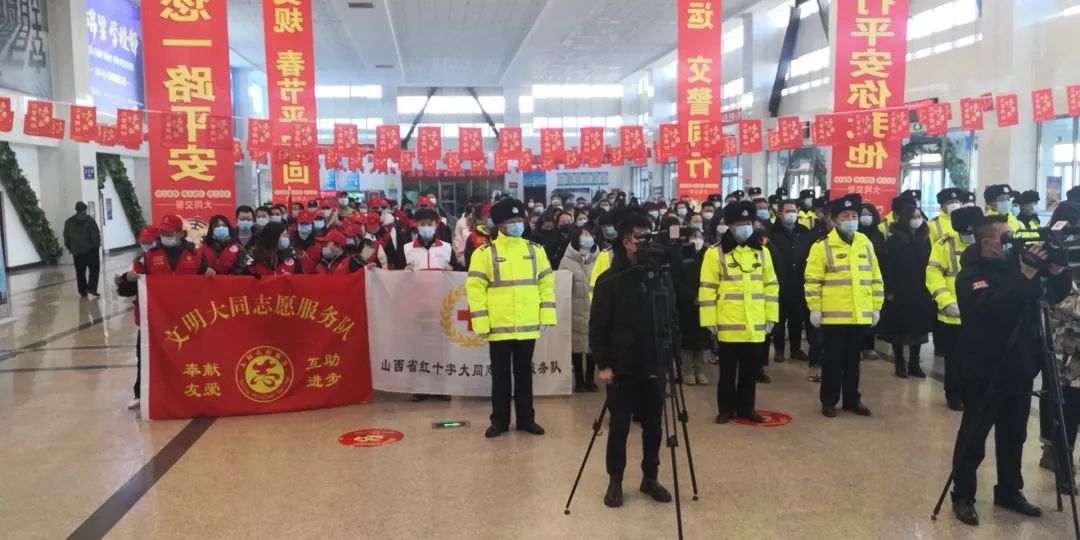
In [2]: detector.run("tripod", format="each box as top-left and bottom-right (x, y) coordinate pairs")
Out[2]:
(930, 272), (1079, 539)
(563, 260), (699, 540)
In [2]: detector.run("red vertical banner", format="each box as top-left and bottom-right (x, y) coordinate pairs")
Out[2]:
(262, 0), (319, 203)
(829, 0), (909, 211)
(143, 0), (236, 221)
(417, 126), (442, 162)
(69, 105), (98, 143)
(498, 127), (523, 160)
(677, 0), (721, 201)
(458, 127), (484, 161)
(540, 128), (566, 161)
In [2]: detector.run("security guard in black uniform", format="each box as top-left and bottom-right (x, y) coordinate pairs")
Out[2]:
(590, 210), (675, 509)
(949, 214), (1073, 526)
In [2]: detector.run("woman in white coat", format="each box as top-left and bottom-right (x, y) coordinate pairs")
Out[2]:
(560, 225), (600, 392)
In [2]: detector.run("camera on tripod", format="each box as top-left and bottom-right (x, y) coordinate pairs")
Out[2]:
(636, 225), (697, 267)
(1004, 224), (1080, 271)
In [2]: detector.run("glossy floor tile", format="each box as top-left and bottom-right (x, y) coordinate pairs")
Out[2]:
(0, 261), (1076, 539)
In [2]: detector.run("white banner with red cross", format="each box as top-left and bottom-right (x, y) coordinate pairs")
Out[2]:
(366, 269), (573, 396)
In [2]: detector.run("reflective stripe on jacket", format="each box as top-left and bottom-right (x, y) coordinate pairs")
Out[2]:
(699, 244), (779, 342)
(587, 248), (613, 301)
(925, 233), (970, 325)
(803, 229), (884, 325)
(928, 212), (953, 244)
(797, 209), (817, 230)
(466, 235), (557, 341)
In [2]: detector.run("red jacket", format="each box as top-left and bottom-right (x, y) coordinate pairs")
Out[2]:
(137, 243), (206, 275)
(314, 254), (364, 275)
(200, 241), (244, 275)
(248, 255), (301, 277)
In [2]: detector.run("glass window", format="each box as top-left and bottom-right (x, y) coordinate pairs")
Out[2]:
(900, 130), (977, 214)
(769, 147), (827, 196)
(1037, 117), (1079, 212)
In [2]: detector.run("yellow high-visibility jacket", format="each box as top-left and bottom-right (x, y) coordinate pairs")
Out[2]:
(466, 234), (556, 341)
(925, 232), (970, 325)
(804, 229), (885, 325)
(587, 248), (613, 301)
(698, 243), (779, 343)
(986, 208), (1021, 234)
(1015, 214), (1040, 240)
(798, 209), (817, 230)
(928, 211), (953, 244)
(879, 212), (896, 239)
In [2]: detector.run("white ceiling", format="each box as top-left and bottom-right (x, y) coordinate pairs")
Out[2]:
(226, 0), (764, 87)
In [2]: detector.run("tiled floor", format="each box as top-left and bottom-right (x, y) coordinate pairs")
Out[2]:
(0, 259), (1076, 539)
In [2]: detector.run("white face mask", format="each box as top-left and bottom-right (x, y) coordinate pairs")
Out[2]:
(381, 213), (395, 226)
(943, 202), (961, 215)
(859, 215), (873, 227)
(910, 218), (924, 230)
(701, 211), (714, 221)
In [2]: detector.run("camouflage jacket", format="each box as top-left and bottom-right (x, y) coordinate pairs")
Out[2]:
(1051, 285), (1080, 388)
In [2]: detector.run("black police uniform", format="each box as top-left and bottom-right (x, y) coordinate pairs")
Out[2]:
(951, 245), (1072, 502)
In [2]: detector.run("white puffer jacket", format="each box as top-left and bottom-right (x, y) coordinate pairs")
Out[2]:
(560, 245), (597, 353)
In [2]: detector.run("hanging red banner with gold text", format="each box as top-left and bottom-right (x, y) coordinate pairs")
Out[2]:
(262, 0), (320, 203)
(828, 0), (909, 212)
(676, 0), (722, 201)
(143, 0), (236, 222)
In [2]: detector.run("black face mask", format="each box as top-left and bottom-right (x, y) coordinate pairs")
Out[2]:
(559, 224), (572, 233)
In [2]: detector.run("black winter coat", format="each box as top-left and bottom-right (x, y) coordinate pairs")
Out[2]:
(590, 255), (680, 383)
(670, 243), (711, 351)
(766, 220), (809, 302)
(956, 246), (1072, 394)
(543, 229), (571, 270)
(878, 223), (934, 340)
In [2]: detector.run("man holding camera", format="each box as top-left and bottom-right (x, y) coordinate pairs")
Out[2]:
(949, 214), (1073, 526)
(590, 210), (676, 508)
(699, 201), (779, 423)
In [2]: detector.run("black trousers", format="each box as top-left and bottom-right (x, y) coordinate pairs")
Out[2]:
(803, 307), (824, 367)
(937, 322), (963, 401)
(716, 341), (760, 415)
(606, 378), (663, 479)
(771, 298), (802, 355)
(489, 339), (536, 428)
(1039, 385), (1080, 483)
(73, 251), (100, 295)
(820, 325), (867, 408)
(133, 329), (141, 399)
(952, 383), (1032, 499)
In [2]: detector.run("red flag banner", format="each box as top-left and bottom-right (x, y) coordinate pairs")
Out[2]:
(0, 96), (12, 132)
(247, 118), (272, 154)
(676, 0), (721, 201)
(233, 139), (243, 163)
(1031, 88), (1056, 122)
(263, 0), (319, 202)
(289, 121), (316, 152)
(540, 128), (565, 161)
(919, 103), (950, 136)
(70, 105), (98, 143)
(375, 124), (401, 161)
(995, 94), (1019, 127)
(445, 151), (461, 172)
(458, 127), (484, 161)
(206, 115), (233, 149)
(117, 108), (144, 149)
(721, 135), (737, 157)
(849, 111), (880, 143)
(580, 127), (604, 163)
(493, 151), (509, 173)
(498, 127), (523, 160)
(619, 125), (647, 158)
(885, 109), (910, 140)
(400, 150), (415, 173)
(417, 126), (442, 162)
(766, 129), (779, 151)
(699, 121), (724, 155)
(812, 114), (840, 146)
(1065, 85), (1080, 118)
(829, 0), (909, 211)
(144, 0), (236, 221)
(97, 124), (117, 147)
(141, 275), (371, 420)
(334, 123), (358, 152)
(48, 119), (66, 140)
(960, 98), (984, 131)
(658, 123), (681, 161)
(777, 116), (802, 149)
(738, 119), (762, 153)
(23, 100), (53, 136)
(564, 147), (581, 169)
(607, 146), (623, 166)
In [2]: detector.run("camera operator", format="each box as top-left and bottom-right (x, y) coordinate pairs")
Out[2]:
(589, 210), (676, 509)
(949, 214), (1073, 527)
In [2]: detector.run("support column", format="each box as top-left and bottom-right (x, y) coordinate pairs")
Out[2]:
(743, 12), (772, 191)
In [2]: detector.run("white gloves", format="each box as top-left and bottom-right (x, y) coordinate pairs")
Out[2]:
(810, 311), (823, 328)
(765, 322), (775, 333)
(872, 311), (881, 326)
(943, 303), (960, 317)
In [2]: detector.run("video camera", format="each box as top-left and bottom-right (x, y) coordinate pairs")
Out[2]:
(636, 225), (698, 267)
(1005, 224), (1080, 270)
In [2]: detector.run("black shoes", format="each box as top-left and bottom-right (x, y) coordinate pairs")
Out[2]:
(739, 411), (767, 423)
(821, 405), (837, 418)
(947, 396), (964, 411)
(790, 349), (809, 361)
(842, 403), (872, 416)
(517, 422), (545, 435)
(907, 362), (927, 378)
(715, 411), (732, 424)
(993, 491), (1042, 517)
(894, 357), (908, 378)
(756, 368), (773, 384)
(952, 494), (979, 526)
(604, 477), (623, 508)
(88, 291), (100, 297)
(485, 425), (508, 438)
(639, 478), (672, 503)
(773, 349), (785, 363)
(410, 394), (428, 402)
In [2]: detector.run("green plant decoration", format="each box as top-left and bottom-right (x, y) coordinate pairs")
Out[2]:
(0, 142), (61, 264)
(783, 147), (829, 190)
(97, 153), (146, 237)
(901, 137), (970, 190)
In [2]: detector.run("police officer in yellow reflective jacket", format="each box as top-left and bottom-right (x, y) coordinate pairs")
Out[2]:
(805, 193), (884, 418)
(1014, 190), (1041, 240)
(699, 201), (779, 424)
(467, 198), (556, 439)
(588, 247), (613, 301)
(929, 187), (964, 244)
(926, 206), (984, 411)
(984, 184), (1021, 233)
(797, 189), (818, 230)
